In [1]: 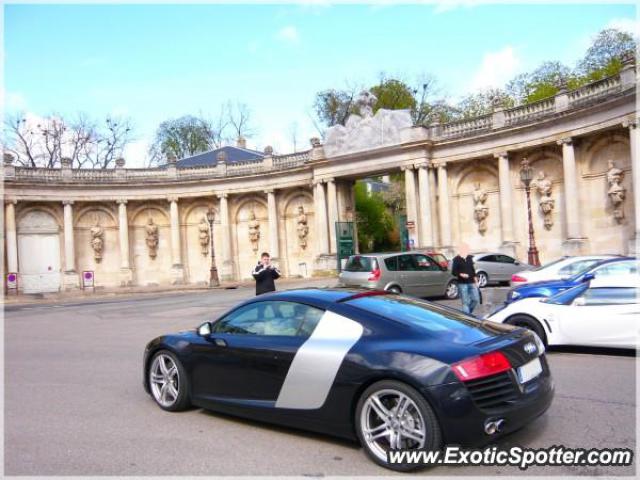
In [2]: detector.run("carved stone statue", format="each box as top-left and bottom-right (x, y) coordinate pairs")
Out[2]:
(533, 170), (555, 230)
(248, 210), (260, 252)
(607, 160), (626, 222)
(199, 217), (210, 256)
(90, 219), (104, 263)
(356, 90), (378, 118)
(145, 217), (159, 259)
(472, 182), (489, 235)
(296, 205), (309, 250)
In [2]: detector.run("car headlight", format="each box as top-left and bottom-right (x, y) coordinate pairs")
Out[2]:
(531, 331), (546, 355)
(508, 290), (520, 301)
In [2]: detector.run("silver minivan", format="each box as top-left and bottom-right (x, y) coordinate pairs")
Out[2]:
(338, 252), (459, 299)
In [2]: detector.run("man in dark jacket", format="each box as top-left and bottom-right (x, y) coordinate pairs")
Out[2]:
(252, 252), (281, 295)
(451, 242), (480, 315)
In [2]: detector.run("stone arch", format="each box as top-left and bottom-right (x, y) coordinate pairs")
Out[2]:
(128, 203), (170, 225)
(182, 200), (222, 285)
(233, 195), (269, 279)
(281, 190), (316, 278)
(581, 132), (630, 175)
(454, 163), (499, 195)
(129, 204), (172, 287)
(74, 204), (119, 287)
(17, 205), (62, 233)
(74, 204), (117, 228)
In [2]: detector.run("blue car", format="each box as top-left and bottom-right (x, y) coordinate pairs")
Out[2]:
(506, 256), (636, 303)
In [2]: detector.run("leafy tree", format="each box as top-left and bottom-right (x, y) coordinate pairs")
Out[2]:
(577, 28), (636, 81)
(454, 88), (515, 119)
(354, 181), (395, 252)
(148, 115), (220, 165)
(370, 78), (416, 113)
(312, 87), (360, 130)
(506, 61), (572, 104)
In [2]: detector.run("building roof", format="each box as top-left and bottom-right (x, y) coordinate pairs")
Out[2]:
(174, 145), (265, 168)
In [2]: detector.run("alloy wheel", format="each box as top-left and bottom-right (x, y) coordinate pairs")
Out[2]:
(149, 353), (180, 408)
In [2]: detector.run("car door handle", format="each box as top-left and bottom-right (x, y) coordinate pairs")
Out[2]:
(213, 338), (227, 347)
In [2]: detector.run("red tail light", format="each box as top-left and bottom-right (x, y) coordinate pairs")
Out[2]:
(511, 274), (527, 283)
(451, 351), (512, 381)
(368, 267), (381, 281)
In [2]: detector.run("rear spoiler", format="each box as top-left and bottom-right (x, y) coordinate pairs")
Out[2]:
(336, 290), (392, 303)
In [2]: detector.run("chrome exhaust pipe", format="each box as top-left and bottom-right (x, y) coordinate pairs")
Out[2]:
(484, 419), (505, 435)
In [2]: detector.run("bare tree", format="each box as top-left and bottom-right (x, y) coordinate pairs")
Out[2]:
(289, 121), (299, 152)
(227, 101), (256, 140)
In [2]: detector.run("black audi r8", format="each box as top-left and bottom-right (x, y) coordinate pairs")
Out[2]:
(143, 288), (554, 471)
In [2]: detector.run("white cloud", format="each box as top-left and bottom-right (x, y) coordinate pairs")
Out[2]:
(122, 138), (151, 168)
(6, 91), (27, 111)
(606, 17), (640, 38)
(276, 26), (300, 44)
(468, 45), (521, 92)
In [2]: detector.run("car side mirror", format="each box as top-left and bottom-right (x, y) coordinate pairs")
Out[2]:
(582, 273), (595, 282)
(197, 322), (212, 337)
(572, 297), (587, 306)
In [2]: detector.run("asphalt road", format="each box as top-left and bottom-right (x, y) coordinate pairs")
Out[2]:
(4, 281), (636, 476)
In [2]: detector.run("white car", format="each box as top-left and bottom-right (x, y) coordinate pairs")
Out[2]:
(487, 276), (639, 349)
(510, 255), (619, 287)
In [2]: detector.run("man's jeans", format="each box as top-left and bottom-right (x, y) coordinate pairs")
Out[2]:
(459, 283), (480, 315)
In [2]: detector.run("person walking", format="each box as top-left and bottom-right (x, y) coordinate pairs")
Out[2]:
(252, 252), (281, 296)
(451, 242), (480, 315)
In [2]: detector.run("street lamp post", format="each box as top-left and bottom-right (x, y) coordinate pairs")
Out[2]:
(206, 207), (220, 287)
(520, 157), (540, 266)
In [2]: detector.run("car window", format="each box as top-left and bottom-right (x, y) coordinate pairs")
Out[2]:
(479, 255), (497, 262)
(559, 259), (602, 276)
(592, 260), (637, 277)
(414, 254), (440, 271)
(580, 287), (638, 306)
(384, 256), (399, 272)
(496, 255), (515, 264)
(212, 301), (325, 337)
(345, 256), (376, 272)
(531, 257), (567, 272)
(430, 253), (447, 265)
(398, 254), (416, 271)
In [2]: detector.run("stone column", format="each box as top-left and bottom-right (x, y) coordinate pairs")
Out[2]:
(327, 178), (339, 254)
(62, 201), (79, 289)
(266, 189), (280, 259)
(313, 180), (329, 256)
(117, 199), (133, 286)
(495, 152), (516, 255)
(350, 180), (359, 254)
(218, 193), (234, 280)
(417, 163), (434, 248)
(168, 196), (185, 284)
(557, 138), (584, 254)
(403, 165), (420, 248)
(437, 163), (453, 251)
(624, 119), (639, 253)
(428, 166), (440, 245)
(5, 199), (18, 274)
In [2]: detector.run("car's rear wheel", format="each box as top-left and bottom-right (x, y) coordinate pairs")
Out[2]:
(506, 314), (547, 346)
(355, 380), (442, 471)
(387, 285), (402, 294)
(148, 350), (191, 411)
(444, 280), (459, 299)
(477, 271), (489, 288)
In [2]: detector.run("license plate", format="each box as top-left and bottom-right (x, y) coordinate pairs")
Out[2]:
(517, 357), (542, 384)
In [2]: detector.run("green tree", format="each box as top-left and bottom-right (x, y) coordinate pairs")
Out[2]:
(354, 181), (394, 252)
(148, 115), (219, 165)
(577, 28), (636, 82)
(312, 87), (359, 129)
(454, 88), (515, 119)
(370, 78), (417, 113)
(506, 61), (572, 104)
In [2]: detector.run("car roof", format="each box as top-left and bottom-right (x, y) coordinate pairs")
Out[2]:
(246, 287), (365, 304)
(471, 252), (506, 257)
(349, 251), (441, 258)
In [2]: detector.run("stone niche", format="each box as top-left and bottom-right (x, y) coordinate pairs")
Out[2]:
(282, 192), (315, 278)
(581, 137), (634, 255)
(183, 202), (222, 285)
(130, 205), (172, 286)
(234, 198), (269, 280)
(453, 166), (500, 250)
(74, 206), (119, 287)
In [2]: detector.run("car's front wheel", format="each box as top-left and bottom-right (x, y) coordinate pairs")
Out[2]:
(148, 350), (191, 411)
(506, 314), (548, 346)
(477, 271), (489, 288)
(355, 380), (442, 471)
(444, 280), (459, 299)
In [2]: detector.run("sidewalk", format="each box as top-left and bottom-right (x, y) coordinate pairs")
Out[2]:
(2, 276), (338, 307)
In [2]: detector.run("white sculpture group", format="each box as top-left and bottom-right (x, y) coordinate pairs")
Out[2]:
(145, 217), (159, 259)
(607, 160), (626, 222)
(90, 218), (104, 263)
(533, 171), (555, 230)
(472, 183), (489, 235)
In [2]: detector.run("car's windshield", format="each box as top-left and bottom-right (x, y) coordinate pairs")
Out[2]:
(344, 256), (377, 272)
(562, 259), (608, 279)
(531, 257), (566, 272)
(543, 283), (589, 305)
(567, 259), (631, 282)
(346, 295), (497, 344)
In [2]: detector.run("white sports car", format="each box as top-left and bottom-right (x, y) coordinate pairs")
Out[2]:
(510, 255), (619, 287)
(486, 277), (639, 349)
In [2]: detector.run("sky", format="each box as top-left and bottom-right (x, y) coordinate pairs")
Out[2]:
(4, 2), (638, 167)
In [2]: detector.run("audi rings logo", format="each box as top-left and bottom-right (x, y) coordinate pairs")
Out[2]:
(523, 342), (537, 355)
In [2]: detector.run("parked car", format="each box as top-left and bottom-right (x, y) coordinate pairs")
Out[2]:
(506, 257), (636, 304)
(486, 276), (639, 349)
(144, 288), (554, 471)
(510, 255), (620, 287)
(338, 252), (458, 299)
(469, 252), (531, 288)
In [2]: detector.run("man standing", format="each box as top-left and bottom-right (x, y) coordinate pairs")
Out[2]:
(451, 242), (480, 315)
(252, 252), (281, 295)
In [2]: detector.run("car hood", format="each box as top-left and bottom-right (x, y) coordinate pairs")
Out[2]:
(515, 278), (575, 290)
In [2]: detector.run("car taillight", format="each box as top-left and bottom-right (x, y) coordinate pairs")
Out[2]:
(368, 268), (381, 281)
(511, 274), (527, 283)
(451, 351), (512, 381)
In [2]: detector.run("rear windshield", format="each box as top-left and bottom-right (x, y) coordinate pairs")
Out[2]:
(347, 295), (492, 344)
(531, 257), (566, 272)
(345, 256), (377, 272)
